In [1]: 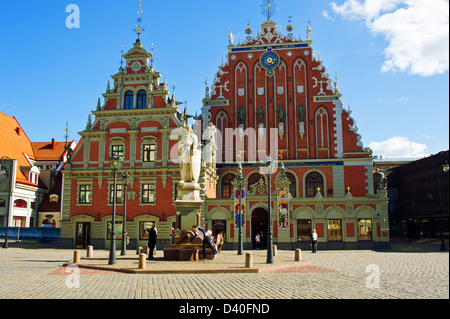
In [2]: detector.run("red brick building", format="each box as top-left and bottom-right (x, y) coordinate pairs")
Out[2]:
(200, 15), (390, 250)
(60, 2), (390, 250)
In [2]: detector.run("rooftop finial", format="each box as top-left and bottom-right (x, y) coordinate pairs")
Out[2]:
(119, 45), (124, 69)
(261, 0), (276, 22)
(133, 0), (146, 40)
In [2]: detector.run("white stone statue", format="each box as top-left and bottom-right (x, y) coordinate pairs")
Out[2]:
(178, 123), (201, 184)
(202, 122), (217, 166)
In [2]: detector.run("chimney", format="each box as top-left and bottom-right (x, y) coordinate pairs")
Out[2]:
(51, 138), (57, 150)
(15, 126), (22, 136)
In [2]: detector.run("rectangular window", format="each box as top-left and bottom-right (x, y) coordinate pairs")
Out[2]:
(139, 221), (155, 240)
(111, 145), (124, 158)
(107, 221), (123, 240)
(13, 216), (26, 227)
(358, 219), (373, 241)
(141, 184), (155, 203)
(297, 219), (312, 242)
(327, 219), (342, 241)
(143, 144), (156, 162)
(109, 184), (123, 204)
(79, 185), (92, 204)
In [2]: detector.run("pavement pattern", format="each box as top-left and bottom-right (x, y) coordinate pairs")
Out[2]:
(0, 241), (448, 300)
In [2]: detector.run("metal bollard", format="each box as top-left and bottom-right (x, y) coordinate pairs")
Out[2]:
(73, 250), (80, 264)
(273, 245), (277, 256)
(245, 252), (253, 268)
(87, 245), (93, 258)
(295, 249), (302, 261)
(138, 253), (146, 270)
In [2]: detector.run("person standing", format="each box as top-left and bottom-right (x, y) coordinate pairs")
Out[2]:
(255, 232), (261, 250)
(147, 224), (157, 260)
(190, 225), (217, 260)
(311, 229), (318, 253)
(216, 230), (224, 252)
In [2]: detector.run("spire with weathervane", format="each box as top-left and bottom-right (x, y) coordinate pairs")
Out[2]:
(133, 0), (146, 42)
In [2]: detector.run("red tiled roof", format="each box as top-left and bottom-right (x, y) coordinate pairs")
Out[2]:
(0, 112), (36, 184)
(32, 140), (67, 161)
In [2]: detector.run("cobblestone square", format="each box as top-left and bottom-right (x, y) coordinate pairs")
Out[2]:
(0, 240), (448, 301)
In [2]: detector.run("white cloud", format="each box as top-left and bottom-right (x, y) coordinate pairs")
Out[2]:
(377, 95), (409, 103)
(369, 136), (428, 158)
(327, 0), (449, 77)
(322, 10), (334, 21)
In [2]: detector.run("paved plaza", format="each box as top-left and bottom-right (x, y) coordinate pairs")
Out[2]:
(0, 239), (448, 301)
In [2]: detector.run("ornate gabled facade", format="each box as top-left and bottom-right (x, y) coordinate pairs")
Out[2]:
(60, 33), (218, 249)
(201, 9), (390, 250)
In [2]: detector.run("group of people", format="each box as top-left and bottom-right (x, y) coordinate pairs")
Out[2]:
(147, 224), (319, 261)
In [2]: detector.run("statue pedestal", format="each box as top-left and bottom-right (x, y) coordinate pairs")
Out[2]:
(175, 182), (204, 234)
(177, 182), (201, 202)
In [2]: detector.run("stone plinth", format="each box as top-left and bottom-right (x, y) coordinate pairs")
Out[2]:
(163, 230), (215, 261)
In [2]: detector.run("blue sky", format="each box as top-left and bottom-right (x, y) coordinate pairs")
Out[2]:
(0, 0), (448, 159)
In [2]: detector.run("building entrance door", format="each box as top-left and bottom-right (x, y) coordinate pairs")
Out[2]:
(75, 222), (91, 248)
(251, 208), (268, 249)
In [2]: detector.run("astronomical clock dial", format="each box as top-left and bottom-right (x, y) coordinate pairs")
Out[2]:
(260, 47), (280, 77)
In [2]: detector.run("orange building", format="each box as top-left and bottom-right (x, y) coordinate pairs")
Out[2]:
(0, 112), (74, 229)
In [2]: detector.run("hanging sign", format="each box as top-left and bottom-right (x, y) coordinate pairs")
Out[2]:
(234, 188), (246, 228)
(277, 187), (289, 229)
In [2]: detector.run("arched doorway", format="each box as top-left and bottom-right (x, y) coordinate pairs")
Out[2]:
(252, 208), (268, 249)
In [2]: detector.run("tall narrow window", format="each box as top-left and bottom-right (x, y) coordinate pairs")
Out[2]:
(315, 107), (329, 149)
(137, 90), (147, 109)
(79, 185), (92, 204)
(109, 184), (123, 204)
(306, 172), (323, 197)
(124, 91), (134, 109)
(285, 172), (297, 197)
(143, 144), (156, 162)
(221, 174), (235, 198)
(142, 184), (155, 203)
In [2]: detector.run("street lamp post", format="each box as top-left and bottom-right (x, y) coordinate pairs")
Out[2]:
(436, 151), (449, 252)
(266, 156), (274, 264)
(237, 164), (244, 255)
(1, 157), (12, 249)
(121, 171), (130, 256)
(109, 154), (122, 265)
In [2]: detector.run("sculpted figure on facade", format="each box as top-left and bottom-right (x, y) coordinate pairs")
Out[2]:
(202, 122), (217, 166)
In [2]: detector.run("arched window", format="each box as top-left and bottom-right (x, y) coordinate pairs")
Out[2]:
(137, 90), (147, 109)
(285, 172), (297, 197)
(315, 107), (329, 149)
(247, 173), (263, 191)
(221, 174), (235, 198)
(14, 199), (28, 208)
(306, 172), (324, 198)
(124, 91), (134, 109)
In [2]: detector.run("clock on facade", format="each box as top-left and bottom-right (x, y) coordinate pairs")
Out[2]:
(260, 47), (280, 77)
